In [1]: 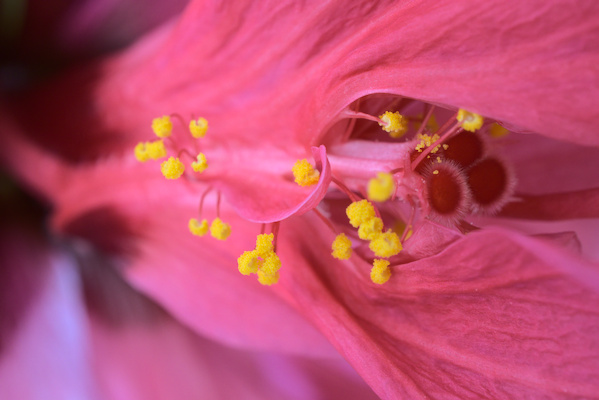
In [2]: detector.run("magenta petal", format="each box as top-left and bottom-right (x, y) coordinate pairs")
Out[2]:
(277, 217), (599, 398)
(221, 145), (331, 223)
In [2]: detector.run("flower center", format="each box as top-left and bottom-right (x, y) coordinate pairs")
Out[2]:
(133, 95), (516, 287)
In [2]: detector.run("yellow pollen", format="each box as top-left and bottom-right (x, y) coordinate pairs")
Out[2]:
(433, 170), (439, 175)
(237, 234), (282, 285)
(367, 172), (395, 202)
(255, 233), (274, 255)
(146, 140), (167, 160)
(457, 109), (484, 132)
(210, 218), (231, 240)
(189, 117), (209, 139)
(358, 217), (384, 241)
(134, 142), (149, 162)
(191, 153), (208, 173)
(237, 250), (263, 275)
(371, 259), (391, 284)
(415, 133), (442, 153)
(379, 111), (408, 138)
(369, 230), (402, 258)
(257, 269), (280, 286)
(331, 233), (352, 260)
(152, 116), (173, 138)
(188, 218), (209, 236)
(161, 157), (185, 179)
(260, 253), (281, 276)
(489, 122), (509, 138)
(346, 199), (376, 228)
(292, 159), (320, 187)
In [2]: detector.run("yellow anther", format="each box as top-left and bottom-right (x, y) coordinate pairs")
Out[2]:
(358, 217), (383, 241)
(379, 111), (408, 138)
(189, 117), (209, 139)
(255, 233), (274, 255)
(152, 116), (173, 138)
(369, 230), (402, 258)
(237, 250), (263, 275)
(160, 157), (185, 179)
(292, 159), (320, 187)
(367, 172), (395, 202)
(371, 259), (391, 284)
(191, 153), (208, 173)
(457, 109), (484, 132)
(346, 199), (376, 228)
(146, 140), (167, 160)
(134, 142), (149, 162)
(257, 269), (280, 286)
(331, 233), (352, 260)
(489, 122), (509, 138)
(188, 218), (209, 236)
(260, 252), (281, 276)
(210, 218), (231, 240)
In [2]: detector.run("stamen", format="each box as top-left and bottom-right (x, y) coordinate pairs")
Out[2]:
(370, 259), (391, 284)
(134, 140), (167, 162)
(237, 231), (281, 285)
(331, 233), (352, 260)
(238, 250), (263, 275)
(367, 172), (395, 202)
(346, 199), (376, 228)
(152, 116), (173, 138)
(341, 109), (408, 138)
(209, 218), (231, 240)
(378, 111), (408, 137)
(358, 217), (383, 240)
(160, 156), (185, 179)
(188, 218), (209, 236)
(456, 109), (484, 132)
(369, 230), (402, 258)
(189, 117), (209, 139)
(292, 159), (320, 186)
(191, 153), (209, 173)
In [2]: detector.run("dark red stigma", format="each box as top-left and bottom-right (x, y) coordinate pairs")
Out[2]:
(467, 158), (507, 206)
(443, 131), (484, 168)
(427, 167), (465, 215)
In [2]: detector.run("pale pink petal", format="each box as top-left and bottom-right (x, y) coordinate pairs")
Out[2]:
(0, 234), (98, 400)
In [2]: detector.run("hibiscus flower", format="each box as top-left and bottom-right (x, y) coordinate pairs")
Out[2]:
(2, 0), (599, 398)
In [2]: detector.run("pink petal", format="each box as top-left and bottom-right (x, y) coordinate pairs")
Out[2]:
(80, 250), (378, 400)
(57, 199), (338, 357)
(276, 216), (599, 399)
(221, 145), (332, 222)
